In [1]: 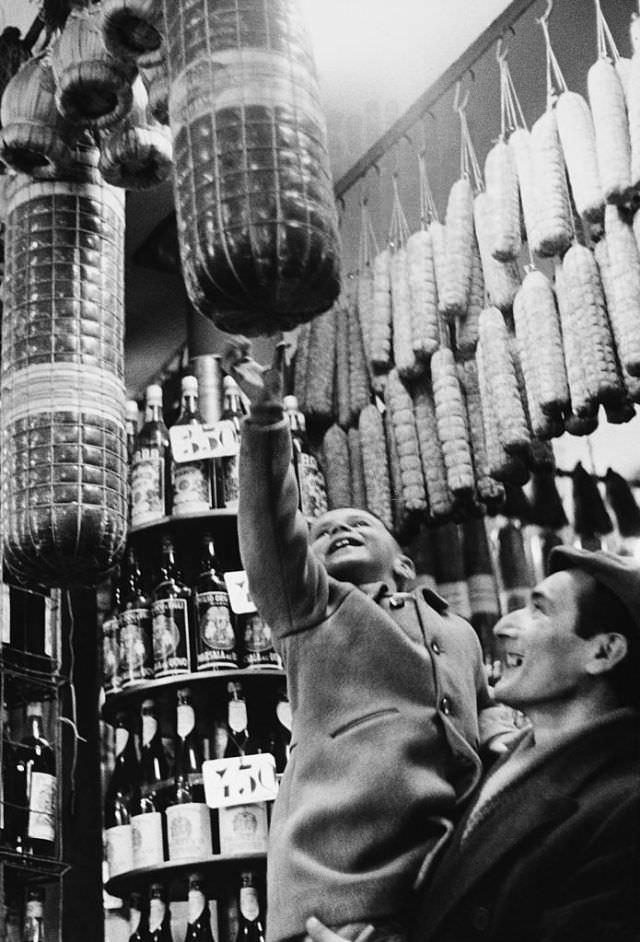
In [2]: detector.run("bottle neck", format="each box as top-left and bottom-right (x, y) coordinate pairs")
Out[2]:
(223, 393), (244, 418)
(180, 393), (199, 420)
(27, 714), (45, 741)
(146, 403), (164, 424)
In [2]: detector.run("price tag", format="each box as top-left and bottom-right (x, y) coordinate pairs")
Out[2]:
(224, 571), (257, 615)
(169, 419), (239, 464)
(203, 753), (278, 808)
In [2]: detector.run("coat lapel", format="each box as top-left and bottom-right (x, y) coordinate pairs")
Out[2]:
(416, 710), (640, 940)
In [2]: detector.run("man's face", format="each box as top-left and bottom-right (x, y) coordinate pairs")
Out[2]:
(493, 569), (597, 709)
(309, 508), (401, 585)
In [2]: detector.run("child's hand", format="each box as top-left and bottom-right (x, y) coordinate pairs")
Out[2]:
(221, 337), (284, 410)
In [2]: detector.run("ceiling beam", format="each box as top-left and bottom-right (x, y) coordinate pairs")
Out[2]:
(334, 0), (540, 199)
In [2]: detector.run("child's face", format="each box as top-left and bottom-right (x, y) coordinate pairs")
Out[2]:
(309, 508), (403, 586)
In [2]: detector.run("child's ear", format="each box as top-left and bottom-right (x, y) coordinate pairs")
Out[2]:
(393, 554), (416, 589)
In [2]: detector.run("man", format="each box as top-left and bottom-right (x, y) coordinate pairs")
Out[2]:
(304, 544), (640, 942)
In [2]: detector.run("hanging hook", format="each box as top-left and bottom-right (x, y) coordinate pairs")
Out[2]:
(496, 35), (509, 63)
(453, 80), (470, 114)
(537, 0), (554, 25)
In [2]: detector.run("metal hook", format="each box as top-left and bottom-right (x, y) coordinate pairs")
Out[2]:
(536, 0), (553, 25)
(453, 80), (470, 114)
(402, 131), (414, 149)
(496, 35), (509, 63)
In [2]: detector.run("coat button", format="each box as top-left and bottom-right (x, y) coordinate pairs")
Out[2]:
(440, 696), (452, 715)
(471, 906), (490, 932)
(431, 640), (441, 655)
(389, 596), (405, 609)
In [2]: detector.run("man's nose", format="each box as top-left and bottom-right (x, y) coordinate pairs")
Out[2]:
(493, 609), (523, 638)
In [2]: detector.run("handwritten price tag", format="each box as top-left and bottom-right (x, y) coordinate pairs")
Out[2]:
(169, 420), (239, 464)
(203, 753), (278, 808)
(224, 570), (257, 615)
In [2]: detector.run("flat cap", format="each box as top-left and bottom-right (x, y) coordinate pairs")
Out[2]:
(549, 545), (640, 633)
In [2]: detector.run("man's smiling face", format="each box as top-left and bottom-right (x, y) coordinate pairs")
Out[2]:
(309, 508), (403, 586)
(493, 569), (599, 709)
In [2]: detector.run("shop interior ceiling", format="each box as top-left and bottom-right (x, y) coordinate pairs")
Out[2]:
(2, 0), (639, 480)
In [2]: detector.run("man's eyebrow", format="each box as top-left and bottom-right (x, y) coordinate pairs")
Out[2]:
(531, 588), (552, 609)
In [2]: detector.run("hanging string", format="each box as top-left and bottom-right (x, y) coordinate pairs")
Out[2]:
(497, 42), (528, 136)
(388, 173), (410, 250)
(595, 0), (620, 61)
(537, 11), (568, 109)
(357, 184), (378, 274)
(418, 148), (439, 227)
(459, 103), (483, 193)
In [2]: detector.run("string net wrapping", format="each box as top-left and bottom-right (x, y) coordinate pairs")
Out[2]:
(162, 0), (341, 335)
(1, 170), (128, 588)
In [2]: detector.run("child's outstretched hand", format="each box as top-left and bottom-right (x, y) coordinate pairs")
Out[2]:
(222, 337), (284, 410)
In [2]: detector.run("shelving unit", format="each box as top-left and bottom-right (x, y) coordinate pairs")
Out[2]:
(105, 851), (267, 901)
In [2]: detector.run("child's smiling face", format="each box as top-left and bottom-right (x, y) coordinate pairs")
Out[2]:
(309, 508), (411, 588)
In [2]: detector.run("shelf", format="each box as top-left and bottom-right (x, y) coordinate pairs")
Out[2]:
(129, 510), (237, 536)
(105, 851), (266, 900)
(0, 848), (70, 882)
(102, 667), (285, 723)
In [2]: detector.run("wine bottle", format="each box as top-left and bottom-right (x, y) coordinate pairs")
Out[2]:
(193, 534), (237, 671)
(151, 537), (193, 679)
(184, 872), (215, 942)
(126, 399), (140, 527)
(131, 384), (170, 526)
(238, 612), (281, 671)
(235, 872), (265, 942)
(283, 394), (328, 520)
(118, 548), (154, 687)
(1, 702), (18, 848)
(128, 892), (147, 942)
(165, 689), (213, 861)
(213, 377), (245, 510)
(224, 682), (252, 756)
(102, 576), (121, 697)
(148, 883), (174, 942)
(271, 690), (292, 776)
(171, 375), (211, 516)
(15, 702), (56, 858)
(22, 887), (46, 942)
(104, 712), (139, 878)
(131, 699), (167, 868)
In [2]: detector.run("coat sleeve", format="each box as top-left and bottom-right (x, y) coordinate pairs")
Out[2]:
(238, 415), (330, 641)
(539, 792), (640, 942)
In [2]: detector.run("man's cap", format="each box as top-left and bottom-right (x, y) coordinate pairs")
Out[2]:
(548, 545), (640, 634)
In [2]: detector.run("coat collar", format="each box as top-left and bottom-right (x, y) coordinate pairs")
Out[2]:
(417, 708), (640, 939)
(358, 582), (449, 613)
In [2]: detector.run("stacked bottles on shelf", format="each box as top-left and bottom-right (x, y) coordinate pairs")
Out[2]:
(102, 534), (282, 695)
(104, 684), (291, 877)
(1, 701), (57, 860)
(128, 376), (328, 529)
(125, 869), (265, 942)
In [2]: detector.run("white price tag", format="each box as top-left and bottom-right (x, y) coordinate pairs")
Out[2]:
(203, 753), (278, 808)
(169, 419), (239, 464)
(224, 571), (257, 615)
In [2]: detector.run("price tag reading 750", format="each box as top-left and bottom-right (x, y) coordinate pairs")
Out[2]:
(169, 419), (239, 464)
(202, 753), (279, 808)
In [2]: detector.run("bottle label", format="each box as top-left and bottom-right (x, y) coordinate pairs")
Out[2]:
(131, 811), (164, 868)
(105, 823), (134, 877)
(177, 704), (195, 739)
(115, 727), (129, 756)
(129, 909), (142, 934)
(239, 885), (261, 921)
(25, 900), (44, 920)
(166, 802), (212, 860)
(118, 609), (153, 685)
(188, 888), (207, 924)
(172, 462), (210, 515)
(152, 598), (191, 677)
(276, 698), (292, 732)
(196, 591), (237, 669)
(228, 699), (248, 734)
(221, 455), (239, 508)
(28, 771), (56, 842)
(131, 450), (165, 525)
(241, 614), (282, 669)
(102, 615), (119, 694)
(298, 452), (328, 519)
(148, 899), (166, 933)
(142, 715), (158, 747)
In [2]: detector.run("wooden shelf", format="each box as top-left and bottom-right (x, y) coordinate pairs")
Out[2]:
(128, 509), (237, 536)
(101, 667), (285, 723)
(105, 851), (266, 901)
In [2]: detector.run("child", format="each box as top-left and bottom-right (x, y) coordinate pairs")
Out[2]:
(223, 340), (513, 942)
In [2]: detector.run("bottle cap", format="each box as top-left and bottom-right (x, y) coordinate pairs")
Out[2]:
(126, 400), (140, 423)
(177, 686), (192, 700)
(146, 384), (163, 405)
(26, 702), (43, 717)
(181, 374), (199, 394)
(141, 698), (155, 712)
(283, 395), (298, 410)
